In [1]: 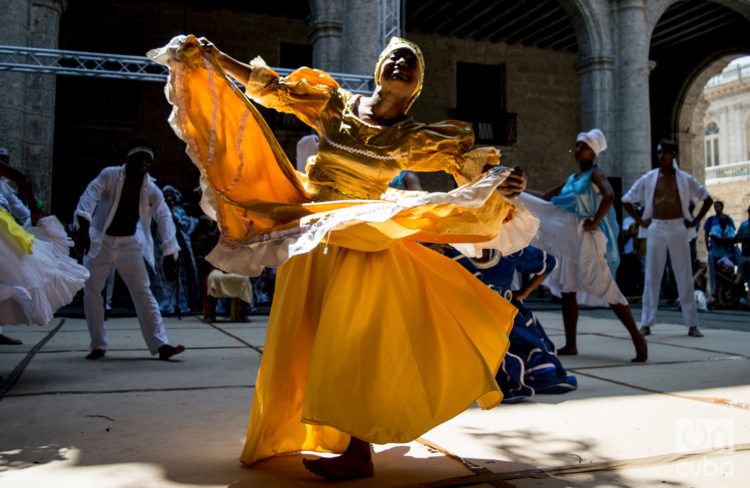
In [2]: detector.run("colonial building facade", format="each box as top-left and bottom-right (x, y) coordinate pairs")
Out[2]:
(2, 0), (750, 220)
(702, 56), (750, 225)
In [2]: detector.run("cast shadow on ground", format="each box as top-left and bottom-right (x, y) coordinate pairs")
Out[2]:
(458, 426), (689, 488)
(0, 427), (689, 487)
(0, 444), (69, 472)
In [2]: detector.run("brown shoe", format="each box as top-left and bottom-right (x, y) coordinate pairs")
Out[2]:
(158, 344), (186, 360)
(688, 327), (704, 338)
(0, 334), (23, 345)
(85, 349), (106, 360)
(639, 326), (651, 337)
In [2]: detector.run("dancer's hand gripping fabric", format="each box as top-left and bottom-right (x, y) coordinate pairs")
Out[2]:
(497, 166), (527, 198)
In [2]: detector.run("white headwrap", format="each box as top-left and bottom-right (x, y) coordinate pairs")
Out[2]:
(127, 146), (155, 159)
(576, 129), (607, 156)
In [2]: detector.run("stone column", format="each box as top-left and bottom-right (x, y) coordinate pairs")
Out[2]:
(728, 103), (744, 164)
(575, 55), (616, 173)
(341, 0), (380, 75)
(614, 0), (652, 189)
(0, 0), (31, 183)
(308, 0), (343, 72)
(0, 0), (63, 210)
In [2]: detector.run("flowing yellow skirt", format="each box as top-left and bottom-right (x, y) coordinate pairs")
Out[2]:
(240, 240), (516, 464)
(150, 35), (530, 466)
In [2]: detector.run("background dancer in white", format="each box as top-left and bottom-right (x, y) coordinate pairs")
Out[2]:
(622, 139), (713, 338)
(74, 142), (186, 360)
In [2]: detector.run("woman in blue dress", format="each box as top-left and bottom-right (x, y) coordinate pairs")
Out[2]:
(522, 129), (647, 362)
(448, 245), (578, 402)
(150, 185), (200, 314)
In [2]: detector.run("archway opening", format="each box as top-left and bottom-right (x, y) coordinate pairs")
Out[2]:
(649, 0), (750, 175)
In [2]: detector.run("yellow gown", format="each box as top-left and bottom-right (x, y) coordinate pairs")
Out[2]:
(149, 35), (539, 465)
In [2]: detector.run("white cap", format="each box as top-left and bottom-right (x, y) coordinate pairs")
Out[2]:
(576, 129), (607, 156)
(127, 146), (155, 159)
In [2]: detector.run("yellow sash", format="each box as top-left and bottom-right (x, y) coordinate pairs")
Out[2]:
(0, 206), (34, 254)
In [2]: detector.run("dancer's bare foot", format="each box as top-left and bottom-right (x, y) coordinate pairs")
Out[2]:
(631, 336), (648, 363)
(302, 454), (374, 482)
(557, 345), (577, 356)
(303, 436), (373, 482)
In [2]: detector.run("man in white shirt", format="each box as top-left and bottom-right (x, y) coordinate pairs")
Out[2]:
(622, 139), (713, 337)
(75, 142), (185, 360)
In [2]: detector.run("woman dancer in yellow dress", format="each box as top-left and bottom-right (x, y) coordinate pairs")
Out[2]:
(150, 35), (538, 481)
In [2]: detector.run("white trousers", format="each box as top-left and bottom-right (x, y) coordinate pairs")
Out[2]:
(83, 235), (169, 354)
(642, 219), (698, 328)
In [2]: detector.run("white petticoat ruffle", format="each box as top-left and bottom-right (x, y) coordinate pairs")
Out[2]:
(207, 167), (540, 277)
(0, 216), (90, 325)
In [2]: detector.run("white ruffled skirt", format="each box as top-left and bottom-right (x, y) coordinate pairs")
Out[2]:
(520, 193), (627, 307)
(0, 216), (90, 325)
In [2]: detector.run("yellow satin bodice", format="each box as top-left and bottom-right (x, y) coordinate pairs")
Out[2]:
(245, 60), (498, 201)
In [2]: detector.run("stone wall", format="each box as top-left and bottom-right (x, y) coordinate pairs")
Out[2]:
(407, 34), (581, 192)
(0, 0), (62, 210)
(51, 3), (310, 220)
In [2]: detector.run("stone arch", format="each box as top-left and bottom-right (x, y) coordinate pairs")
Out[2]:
(645, 0), (679, 38)
(559, 0), (613, 58)
(648, 0), (750, 37)
(649, 0), (750, 182)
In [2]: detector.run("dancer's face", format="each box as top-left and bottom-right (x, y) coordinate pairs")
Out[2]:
(126, 151), (153, 177)
(574, 141), (595, 163)
(379, 48), (421, 101)
(656, 145), (675, 168)
(164, 189), (176, 206)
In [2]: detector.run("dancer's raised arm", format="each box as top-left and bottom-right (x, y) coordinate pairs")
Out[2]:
(197, 38), (252, 83)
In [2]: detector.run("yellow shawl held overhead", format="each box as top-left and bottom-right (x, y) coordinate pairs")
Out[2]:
(149, 34), (539, 466)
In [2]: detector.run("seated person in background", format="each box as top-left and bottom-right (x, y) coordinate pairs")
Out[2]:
(443, 245), (577, 403)
(709, 257), (745, 309)
(692, 259), (708, 294)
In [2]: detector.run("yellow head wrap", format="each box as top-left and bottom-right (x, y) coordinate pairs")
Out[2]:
(374, 37), (425, 113)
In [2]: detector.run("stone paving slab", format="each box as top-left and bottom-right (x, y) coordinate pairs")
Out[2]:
(423, 386), (750, 475)
(577, 360), (750, 403)
(536, 311), (692, 336)
(57, 316), (213, 332)
(210, 325), (267, 349)
(41, 324), (243, 352)
(0, 390), (471, 488)
(511, 450), (750, 487)
(554, 333), (728, 370)
(643, 329), (750, 358)
(8, 347), (260, 395)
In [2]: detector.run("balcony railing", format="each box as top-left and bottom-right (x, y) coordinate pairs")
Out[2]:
(705, 160), (750, 182)
(705, 61), (750, 88)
